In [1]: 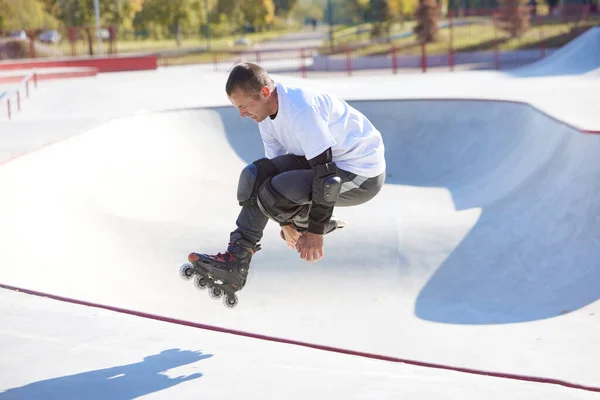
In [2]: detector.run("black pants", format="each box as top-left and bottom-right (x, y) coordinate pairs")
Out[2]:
(232, 154), (386, 245)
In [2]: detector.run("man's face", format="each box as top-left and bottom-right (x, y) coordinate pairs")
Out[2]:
(229, 87), (271, 123)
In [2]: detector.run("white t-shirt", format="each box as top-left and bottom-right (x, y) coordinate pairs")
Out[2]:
(258, 82), (386, 178)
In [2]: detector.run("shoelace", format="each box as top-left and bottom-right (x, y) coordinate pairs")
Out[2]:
(212, 252), (233, 261)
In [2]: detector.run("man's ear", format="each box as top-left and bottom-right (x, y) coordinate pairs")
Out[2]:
(260, 86), (271, 98)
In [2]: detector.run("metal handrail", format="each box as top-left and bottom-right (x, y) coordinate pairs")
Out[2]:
(1, 71), (37, 120)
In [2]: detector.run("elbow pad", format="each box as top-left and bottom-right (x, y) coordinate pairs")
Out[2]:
(312, 162), (342, 206)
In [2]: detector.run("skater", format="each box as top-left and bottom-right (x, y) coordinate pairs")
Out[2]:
(187, 62), (386, 302)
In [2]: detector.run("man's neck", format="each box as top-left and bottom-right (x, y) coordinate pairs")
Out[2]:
(269, 87), (278, 119)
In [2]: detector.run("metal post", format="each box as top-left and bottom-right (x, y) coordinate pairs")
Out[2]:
(328, 0), (334, 51)
(205, 0), (211, 50)
(94, 0), (103, 56)
(540, 24), (545, 59)
(421, 43), (427, 73)
(391, 44), (398, 74)
(449, 13), (455, 71)
(345, 45), (352, 76)
(300, 49), (307, 78)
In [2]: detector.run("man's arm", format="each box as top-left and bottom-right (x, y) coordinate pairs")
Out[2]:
(288, 106), (339, 234)
(263, 137), (286, 159)
(307, 147), (339, 234)
(260, 124), (287, 159)
(295, 147), (340, 263)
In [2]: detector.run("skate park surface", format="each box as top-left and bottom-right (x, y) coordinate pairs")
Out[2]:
(2, 29), (600, 399)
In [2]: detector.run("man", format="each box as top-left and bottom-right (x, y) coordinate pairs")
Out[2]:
(188, 62), (386, 294)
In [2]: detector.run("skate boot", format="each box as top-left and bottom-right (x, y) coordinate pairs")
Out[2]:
(183, 234), (260, 308)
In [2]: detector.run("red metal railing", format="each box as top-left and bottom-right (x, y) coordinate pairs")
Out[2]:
(1, 72), (38, 120)
(3, 4), (597, 78)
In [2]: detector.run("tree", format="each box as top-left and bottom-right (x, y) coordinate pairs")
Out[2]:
(38, 0), (63, 20)
(289, 0), (324, 22)
(370, 0), (401, 40)
(273, 0), (298, 17)
(0, 0), (60, 31)
(322, 0), (367, 25)
(240, 0), (276, 31)
(58, 0), (142, 28)
(398, 0), (420, 20)
(495, 0), (530, 38)
(211, 0), (244, 37)
(133, 0), (203, 43)
(413, 0), (441, 43)
(101, 0), (144, 29)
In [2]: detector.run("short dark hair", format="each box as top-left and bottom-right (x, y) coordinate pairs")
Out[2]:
(225, 62), (275, 97)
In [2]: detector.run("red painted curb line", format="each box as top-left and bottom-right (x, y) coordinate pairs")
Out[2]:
(0, 55), (158, 73)
(1, 282), (598, 393)
(0, 139), (66, 166)
(0, 70), (97, 84)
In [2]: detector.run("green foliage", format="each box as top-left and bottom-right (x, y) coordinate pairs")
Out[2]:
(399, 0), (421, 17)
(289, 1), (325, 22)
(323, 0), (368, 24)
(240, 0), (276, 30)
(0, 0), (60, 31)
(496, 0), (531, 38)
(101, 0), (143, 29)
(369, 0), (401, 39)
(273, 0), (298, 16)
(209, 0), (244, 36)
(133, 0), (206, 40)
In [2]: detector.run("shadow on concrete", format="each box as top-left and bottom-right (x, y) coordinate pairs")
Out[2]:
(0, 349), (212, 400)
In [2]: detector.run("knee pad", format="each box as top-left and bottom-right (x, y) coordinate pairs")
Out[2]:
(312, 162), (342, 206)
(237, 158), (278, 207)
(256, 178), (309, 224)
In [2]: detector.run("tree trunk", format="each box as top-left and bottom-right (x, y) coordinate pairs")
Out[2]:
(496, 0), (531, 38)
(86, 28), (94, 56)
(176, 19), (182, 47)
(413, 0), (441, 44)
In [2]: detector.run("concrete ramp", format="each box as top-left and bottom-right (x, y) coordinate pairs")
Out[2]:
(373, 100), (600, 324)
(1, 99), (600, 387)
(508, 27), (600, 77)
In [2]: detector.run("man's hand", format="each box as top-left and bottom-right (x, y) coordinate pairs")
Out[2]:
(296, 232), (324, 263)
(280, 224), (302, 250)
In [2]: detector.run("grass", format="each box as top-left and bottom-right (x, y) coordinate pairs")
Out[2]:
(117, 27), (297, 54)
(329, 21), (419, 45)
(31, 25), (300, 59)
(159, 52), (218, 66)
(155, 26), (304, 66)
(331, 17), (600, 58)
(158, 16), (599, 67)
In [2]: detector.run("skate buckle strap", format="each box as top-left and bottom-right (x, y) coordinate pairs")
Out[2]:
(213, 252), (235, 261)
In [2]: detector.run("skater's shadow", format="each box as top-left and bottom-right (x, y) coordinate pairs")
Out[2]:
(0, 349), (212, 400)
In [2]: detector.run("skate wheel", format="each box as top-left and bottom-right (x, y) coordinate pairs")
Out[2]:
(193, 275), (208, 290)
(209, 286), (223, 299)
(179, 263), (195, 281)
(223, 294), (238, 309)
